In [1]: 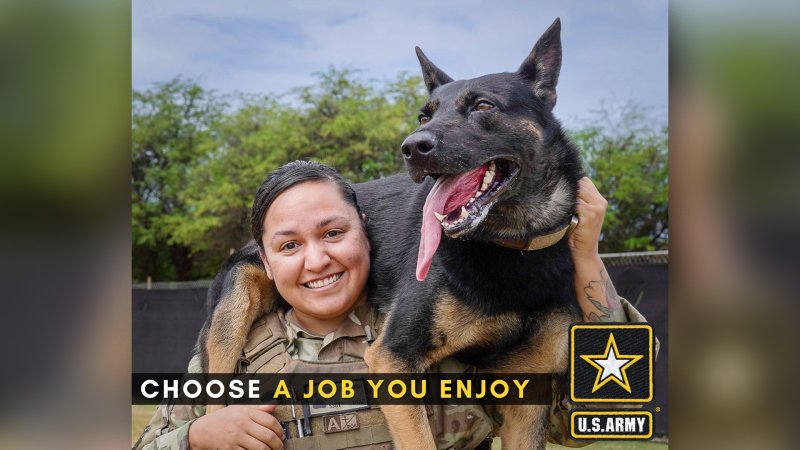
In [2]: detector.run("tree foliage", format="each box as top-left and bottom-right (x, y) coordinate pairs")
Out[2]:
(132, 70), (424, 281)
(571, 103), (669, 252)
(132, 71), (667, 281)
(132, 78), (226, 280)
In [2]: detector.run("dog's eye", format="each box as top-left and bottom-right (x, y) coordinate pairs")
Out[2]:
(418, 114), (430, 125)
(474, 101), (495, 112)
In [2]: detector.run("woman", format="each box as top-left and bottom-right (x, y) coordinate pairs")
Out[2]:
(135, 161), (647, 450)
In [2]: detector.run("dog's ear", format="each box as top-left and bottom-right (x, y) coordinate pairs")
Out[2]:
(415, 46), (453, 93)
(518, 18), (562, 111)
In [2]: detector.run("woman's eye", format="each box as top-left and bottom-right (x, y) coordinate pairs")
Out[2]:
(418, 114), (430, 125)
(474, 101), (494, 112)
(325, 229), (344, 239)
(280, 242), (297, 251)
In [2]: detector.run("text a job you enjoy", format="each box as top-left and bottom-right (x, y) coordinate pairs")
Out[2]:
(140, 378), (536, 401)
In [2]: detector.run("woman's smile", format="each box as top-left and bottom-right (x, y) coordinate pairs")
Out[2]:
(302, 271), (344, 290)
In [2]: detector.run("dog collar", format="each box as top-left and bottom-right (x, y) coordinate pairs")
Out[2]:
(493, 215), (579, 251)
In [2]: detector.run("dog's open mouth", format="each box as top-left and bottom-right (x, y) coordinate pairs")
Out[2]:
(435, 159), (520, 232)
(417, 158), (520, 280)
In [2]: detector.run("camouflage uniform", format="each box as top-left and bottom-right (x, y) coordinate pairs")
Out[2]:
(133, 305), (493, 450)
(134, 299), (654, 449)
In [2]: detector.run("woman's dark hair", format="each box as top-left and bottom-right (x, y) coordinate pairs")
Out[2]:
(252, 160), (364, 249)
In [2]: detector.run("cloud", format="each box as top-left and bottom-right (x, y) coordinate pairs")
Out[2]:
(133, 0), (667, 126)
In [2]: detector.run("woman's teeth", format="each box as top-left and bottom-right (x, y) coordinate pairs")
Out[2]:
(304, 273), (342, 289)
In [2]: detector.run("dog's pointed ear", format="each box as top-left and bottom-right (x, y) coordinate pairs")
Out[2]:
(416, 46), (453, 93)
(518, 18), (562, 111)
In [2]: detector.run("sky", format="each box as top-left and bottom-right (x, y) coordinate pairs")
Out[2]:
(133, 0), (667, 128)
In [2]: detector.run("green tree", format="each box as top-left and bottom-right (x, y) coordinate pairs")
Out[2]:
(293, 68), (425, 182)
(173, 94), (307, 277)
(132, 70), (426, 281)
(132, 78), (225, 281)
(572, 103), (669, 252)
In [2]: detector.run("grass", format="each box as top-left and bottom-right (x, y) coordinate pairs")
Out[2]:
(133, 405), (668, 448)
(496, 438), (668, 449)
(546, 441), (667, 449)
(132, 405), (156, 444)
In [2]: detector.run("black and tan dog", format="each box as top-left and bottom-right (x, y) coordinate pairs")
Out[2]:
(198, 18), (583, 449)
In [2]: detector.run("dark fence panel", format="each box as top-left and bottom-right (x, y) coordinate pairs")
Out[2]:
(607, 261), (668, 437)
(132, 286), (208, 373)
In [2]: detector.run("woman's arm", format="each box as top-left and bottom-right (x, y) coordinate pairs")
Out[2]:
(133, 355), (285, 450)
(188, 404), (284, 450)
(569, 177), (627, 323)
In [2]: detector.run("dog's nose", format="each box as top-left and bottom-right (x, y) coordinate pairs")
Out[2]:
(401, 132), (436, 159)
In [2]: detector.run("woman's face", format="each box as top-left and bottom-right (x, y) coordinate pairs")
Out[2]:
(259, 180), (370, 331)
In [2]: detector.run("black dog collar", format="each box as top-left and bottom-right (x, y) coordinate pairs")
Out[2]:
(493, 215), (579, 251)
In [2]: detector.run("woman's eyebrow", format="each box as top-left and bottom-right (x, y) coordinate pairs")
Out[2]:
(269, 229), (297, 246)
(316, 215), (349, 229)
(268, 215), (350, 245)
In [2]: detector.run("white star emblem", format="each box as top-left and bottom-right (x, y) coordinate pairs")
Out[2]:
(580, 333), (643, 393)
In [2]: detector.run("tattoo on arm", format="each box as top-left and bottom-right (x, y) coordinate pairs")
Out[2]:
(582, 269), (625, 322)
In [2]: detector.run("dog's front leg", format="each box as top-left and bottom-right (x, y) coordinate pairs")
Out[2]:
(203, 264), (273, 413)
(497, 404), (550, 450)
(493, 311), (576, 448)
(364, 336), (437, 450)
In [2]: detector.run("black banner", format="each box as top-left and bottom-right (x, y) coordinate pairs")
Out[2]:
(132, 373), (552, 406)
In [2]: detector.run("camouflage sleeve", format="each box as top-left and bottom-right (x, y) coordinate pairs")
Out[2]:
(547, 296), (657, 447)
(429, 358), (494, 450)
(548, 374), (592, 447)
(133, 356), (207, 450)
(132, 402), (206, 450)
(620, 297), (661, 358)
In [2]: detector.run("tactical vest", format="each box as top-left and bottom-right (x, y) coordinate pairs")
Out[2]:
(234, 312), (492, 450)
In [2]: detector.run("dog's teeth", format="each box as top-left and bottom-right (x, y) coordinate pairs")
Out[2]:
(480, 181), (489, 191)
(467, 198), (474, 205)
(434, 212), (446, 222)
(460, 206), (469, 219)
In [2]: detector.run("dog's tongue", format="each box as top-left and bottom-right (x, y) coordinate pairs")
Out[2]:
(416, 164), (488, 281)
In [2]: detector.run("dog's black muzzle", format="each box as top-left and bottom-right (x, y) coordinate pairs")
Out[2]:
(401, 131), (443, 182)
(401, 130), (436, 160)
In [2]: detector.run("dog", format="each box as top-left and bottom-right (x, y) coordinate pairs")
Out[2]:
(197, 18), (583, 449)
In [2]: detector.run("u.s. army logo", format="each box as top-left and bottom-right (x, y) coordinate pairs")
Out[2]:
(570, 324), (653, 402)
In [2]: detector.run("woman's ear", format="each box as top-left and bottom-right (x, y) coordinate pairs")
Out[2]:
(259, 249), (273, 280)
(361, 213), (371, 251)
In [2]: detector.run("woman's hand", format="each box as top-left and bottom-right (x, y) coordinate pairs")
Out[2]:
(569, 177), (626, 322)
(188, 404), (285, 450)
(569, 177), (608, 261)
